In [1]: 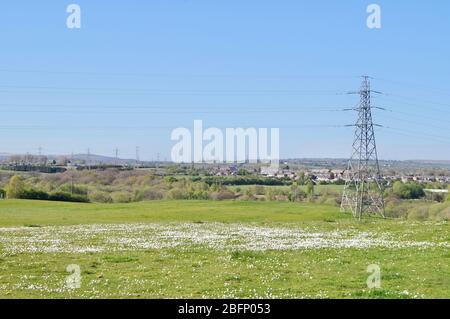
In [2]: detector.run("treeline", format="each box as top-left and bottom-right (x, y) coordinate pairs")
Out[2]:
(0, 170), (324, 204)
(383, 181), (450, 220)
(1, 170), (449, 221)
(2, 175), (88, 203)
(386, 200), (450, 220)
(385, 181), (449, 201)
(201, 176), (288, 186)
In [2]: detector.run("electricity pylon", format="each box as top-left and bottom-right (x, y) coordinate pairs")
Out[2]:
(341, 76), (385, 219)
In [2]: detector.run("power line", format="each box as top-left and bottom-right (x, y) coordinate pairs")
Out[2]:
(373, 77), (450, 98)
(0, 68), (360, 80)
(379, 114), (450, 133)
(378, 127), (450, 145)
(0, 84), (346, 96)
(0, 124), (347, 130)
(0, 108), (350, 114)
(380, 93), (450, 111)
(0, 103), (347, 110)
(382, 126), (450, 143)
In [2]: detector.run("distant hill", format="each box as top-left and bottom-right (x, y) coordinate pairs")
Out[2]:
(0, 153), (10, 161)
(0, 153), (145, 165)
(1, 153), (449, 169)
(66, 154), (139, 165)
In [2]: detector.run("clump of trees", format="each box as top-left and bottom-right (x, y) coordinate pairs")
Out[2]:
(389, 181), (425, 199)
(1, 170), (449, 221)
(386, 200), (450, 221)
(3, 174), (88, 202)
(4, 175), (26, 199)
(202, 176), (287, 186)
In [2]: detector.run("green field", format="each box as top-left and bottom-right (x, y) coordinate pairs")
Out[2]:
(0, 200), (449, 299)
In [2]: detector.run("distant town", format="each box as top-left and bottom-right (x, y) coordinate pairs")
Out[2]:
(1, 152), (449, 186)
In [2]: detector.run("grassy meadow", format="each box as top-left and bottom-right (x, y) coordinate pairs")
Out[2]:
(0, 200), (449, 299)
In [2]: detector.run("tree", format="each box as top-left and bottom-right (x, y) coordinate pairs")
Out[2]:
(237, 168), (248, 176)
(297, 172), (306, 185)
(392, 181), (424, 199)
(5, 175), (26, 199)
(289, 183), (305, 202)
(306, 181), (315, 198)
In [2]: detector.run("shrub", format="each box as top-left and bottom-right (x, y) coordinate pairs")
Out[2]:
(428, 202), (450, 221)
(20, 189), (50, 200)
(384, 196), (407, 218)
(5, 175), (26, 199)
(253, 185), (265, 196)
(88, 190), (112, 203)
(134, 187), (164, 201)
(435, 206), (450, 220)
(321, 196), (339, 206)
(407, 206), (429, 220)
(289, 185), (306, 202)
(48, 192), (89, 203)
(59, 183), (88, 195)
(306, 182), (315, 197)
(209, 190), (236, 201)
(17, 189), (89, 203)
(166, 188), (188, 200)
(392, 181), (425, 199)
(110, 191), (133, 203)
(164, 176), (178, 184)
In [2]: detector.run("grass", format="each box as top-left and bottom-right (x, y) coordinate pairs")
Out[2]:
(0, 200), (343, 226)
(0, 199), (449, 299)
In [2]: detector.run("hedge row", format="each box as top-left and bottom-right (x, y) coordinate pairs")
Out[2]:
(18, 189), (89, 203)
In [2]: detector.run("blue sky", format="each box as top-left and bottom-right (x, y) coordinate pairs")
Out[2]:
(1, 0), (449, 160)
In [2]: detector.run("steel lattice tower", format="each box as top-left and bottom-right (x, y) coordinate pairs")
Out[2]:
(341, 76), (385, 219)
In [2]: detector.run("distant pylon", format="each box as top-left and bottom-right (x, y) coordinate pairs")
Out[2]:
(87, 148), (91, 170)
(135, 146), (140, 167)
(114, 148), (119, 166)
(341, 76), (385, 219)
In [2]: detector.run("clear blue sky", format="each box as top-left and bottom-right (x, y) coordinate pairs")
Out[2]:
(1, 0), (449, 160)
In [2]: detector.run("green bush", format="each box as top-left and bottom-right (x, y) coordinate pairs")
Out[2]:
(407, 206), (429, 220)
(428, 202), (450, 221)
(166, 188), (188, 200)
(134, 187), (164, 201)
(20, 189), (50, 200)
(392, 181), (425, 199)
(88, 190), (112, 203)
(110, 191), (133, 203)
(319, 196), (339, 206)
(59, 183), (88, 195)
(13, 188), (89, 203)
(384, 196), (407, 218)
(209, 190), (236, 200)
(435, 206), (450, 220)
(48, 192), (89, 203)
(5, 175), (26, 199)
